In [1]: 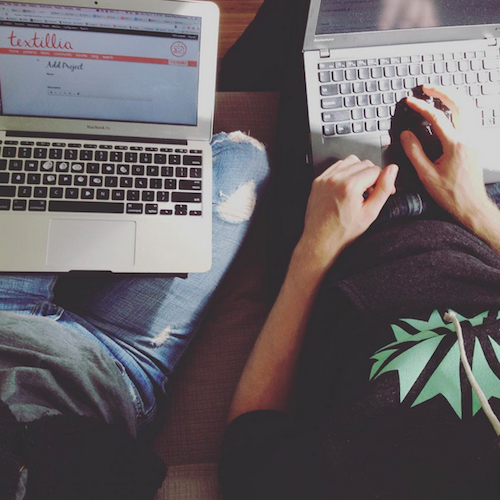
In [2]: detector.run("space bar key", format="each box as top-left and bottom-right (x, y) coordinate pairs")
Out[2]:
(49, 201), (125, 214)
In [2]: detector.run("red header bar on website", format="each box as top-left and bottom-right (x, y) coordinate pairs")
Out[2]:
(0, 47), (198, 66)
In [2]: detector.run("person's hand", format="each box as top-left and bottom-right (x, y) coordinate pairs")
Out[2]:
(400, 85), (492, 225)
(297, 156), (398, 272)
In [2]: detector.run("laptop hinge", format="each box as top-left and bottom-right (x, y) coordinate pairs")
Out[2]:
(486, 37), (498, 46)
(319, 48), (330, 58)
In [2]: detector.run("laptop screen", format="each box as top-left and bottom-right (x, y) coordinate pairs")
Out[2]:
(0, 2), (201, 126)
(316, 0), (500, 36)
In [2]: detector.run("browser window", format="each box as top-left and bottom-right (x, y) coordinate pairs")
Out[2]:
(0, 2), (202, 125)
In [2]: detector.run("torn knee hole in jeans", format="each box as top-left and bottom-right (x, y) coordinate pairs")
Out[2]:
(151, 326), (172, 347)
(213, 130), (265, 152)
(217, 180), (257, 224)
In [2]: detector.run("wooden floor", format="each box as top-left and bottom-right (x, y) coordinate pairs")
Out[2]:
(198, 0), (265, 58)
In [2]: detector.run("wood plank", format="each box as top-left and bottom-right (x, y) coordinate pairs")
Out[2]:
(195, 0), (265, 58)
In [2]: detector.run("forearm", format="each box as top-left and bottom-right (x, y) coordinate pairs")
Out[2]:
(459, 199), (500, 258)
(227, 241), (339, 423)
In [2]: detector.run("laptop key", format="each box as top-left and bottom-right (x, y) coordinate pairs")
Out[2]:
(110, 152), (123, 162)
(175, 204), (188, 216)
(71, 163), (84, 173)
(126, 203), (143, 215)
(150, 178), (162, 189)
(379, 119), (392, 131)
(49, 188), (64, 199)
(147, 166), (160, 176)
(34, 187), (48, 198)
(97, 189), (110, 200)
(64, 149), (78, 160)
(153, 154), (167, 165)
(90, 176), (104, 186)
(125, 152), (138, 163)
(0, 160), (6, 171)
(43, 174), (57, 185)
(175, 167), (188, 178)
(56, 162), (70, 172)
(140, 153), (152, 164)
(87, 163), (100, 174)
(81, 189), (95, 200)
(146, 204), (158, 215)
(172, 192), (201, 203)
(336, 123), (351, 135)
(165, 179), (177, 190)
(74, 175), (88, 186)
(13, 199), (27, 211)
(321, 97), (344, 109)
(120, 177), (133, 188)
(0, 198), (11, 210)
(142, 191), (155, 202)
(323, 124), (335, 136)
(183, 155), (202, 166)
(9, 160), (23, 171)
(179, 180), (202, 191)
(190, 168), (202, 178)
(132, 165), (145, 176)
(59, 175), (72, 186)
(0, 186), (16, 197)
(353, 122), (364, 134)
(49, 149), (63, 160)
(65, 188), (79, 199)
(323, 110), (350, 123)
(345, 69), (357, 81)
(12, 173), (25, 184)
(105, 176), (118, 188)
(127, 190), (140, 201)
(2, 147), (16, 158)
(27, 174), (41, 184)
(333, 70), (344, 82)
(320, 84), (340, 96)
(29, 200), (46, 211)
(50, 201), (125, 214)
(319, 71), (331, 83)
(18, 186), (32, 197)
(19, 148), (32, 158)
(157, 191), (169, 202)
(95, 151), (108, 162)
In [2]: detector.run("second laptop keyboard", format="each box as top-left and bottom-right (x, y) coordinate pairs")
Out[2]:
(318, 49), (500, 137)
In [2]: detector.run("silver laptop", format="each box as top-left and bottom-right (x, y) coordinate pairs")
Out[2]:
(0, 0), (219, 273)
(303, 0), (500, 182)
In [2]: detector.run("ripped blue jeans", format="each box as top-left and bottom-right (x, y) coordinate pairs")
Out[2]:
(0, 132), (270, 435)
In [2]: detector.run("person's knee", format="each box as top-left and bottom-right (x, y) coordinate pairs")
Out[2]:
(211, 131), (271, 224)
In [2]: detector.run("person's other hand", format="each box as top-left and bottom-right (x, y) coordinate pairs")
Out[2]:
(400, 85), (491, 224)
(299, 156), (398, 271)
(379, 0), (438, 30)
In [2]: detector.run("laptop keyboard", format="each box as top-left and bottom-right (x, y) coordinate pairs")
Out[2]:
(318, 49), (500, 137)
(0, 140), (204, 216)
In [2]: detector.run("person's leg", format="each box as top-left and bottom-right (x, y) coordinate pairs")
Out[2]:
(0, 274), (58, 315)
(219, 0), (300, 92)
(53, 132), (271, 432)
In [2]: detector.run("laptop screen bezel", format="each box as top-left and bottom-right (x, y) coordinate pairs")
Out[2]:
(304, 0), (500, 52)
(0, 0), (219, 142)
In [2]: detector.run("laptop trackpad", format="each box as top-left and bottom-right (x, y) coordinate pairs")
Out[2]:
(47, 219), (136, 270)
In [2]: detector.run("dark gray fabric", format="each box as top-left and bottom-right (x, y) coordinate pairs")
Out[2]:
(221, 219), (500, 499)
(0, 311), (136, 436)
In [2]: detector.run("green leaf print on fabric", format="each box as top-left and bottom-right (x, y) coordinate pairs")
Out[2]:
(370, 310), (499, 418)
